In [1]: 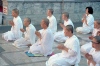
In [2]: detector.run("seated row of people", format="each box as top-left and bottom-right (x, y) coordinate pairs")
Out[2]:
(2, 6), (100, 66)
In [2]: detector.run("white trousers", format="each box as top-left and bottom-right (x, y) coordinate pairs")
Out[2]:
(13, 37), (30, 48)
(54, 31), (67, 43)
(76, 27), (92, 34)
(46, 53), (73, 66)
(2, 31), (15, 41)
(81, 42), (92, 55)
(29, 43), (43, 54)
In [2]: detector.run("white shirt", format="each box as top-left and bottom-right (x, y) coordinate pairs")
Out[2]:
(24, 24), (36, 44)
(38, 28), (54, 56)
(89, 48), (100, 66)
(64, 19), (74, 28)
(83, 14), (94, 30)
(61, 35), (80, 65)
(11, 16), (23, 39)
(47, 15), (57, 33)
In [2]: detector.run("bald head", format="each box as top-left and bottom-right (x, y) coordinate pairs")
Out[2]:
(94, 19), (100, 28)
(24, 17), (31, 27)
(24, 17), (31, 24)
(12, 8), (19, 15)
(41, 18), (49, 29)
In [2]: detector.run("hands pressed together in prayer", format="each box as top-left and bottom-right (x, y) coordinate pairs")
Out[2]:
(35, 31), (42, 39)
(89, 36), (93, 40)
(20, 29), (25, 32)
(59, 23), (64, 29)
(82, 14), (88, 25)
(9, 21), (14, 26)
(57, 44), (68, 52)
(85, 53), (96, 66)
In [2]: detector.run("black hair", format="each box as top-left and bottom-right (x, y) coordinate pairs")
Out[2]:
(86, 6), (93, 14)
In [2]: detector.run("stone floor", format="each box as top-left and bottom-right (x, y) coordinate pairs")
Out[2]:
(0, 23), (91, 66)
(0, 32), (91, 66)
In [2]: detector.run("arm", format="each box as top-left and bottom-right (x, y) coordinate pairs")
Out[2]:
(29, 28), (36, 44)
(57, 40), (78, 57)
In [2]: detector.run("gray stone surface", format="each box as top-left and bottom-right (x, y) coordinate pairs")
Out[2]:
(1, 1), (100, 25)
(0, 29), (90, 66)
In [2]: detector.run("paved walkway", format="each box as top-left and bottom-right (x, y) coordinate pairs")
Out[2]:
(0, 24), (91, 66)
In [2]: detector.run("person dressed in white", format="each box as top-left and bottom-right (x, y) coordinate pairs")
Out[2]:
(47, 9), (57, 34)
(76, 6), (94, 34)
(13, 17), (36, 48)
(85, 36), (100, 66)
(2, 9), (23, 41)
(46, 25), (80, 66)
(81, 20), (100, 54)
(28, 18), (54, 56)
(54, 12), (74, 43)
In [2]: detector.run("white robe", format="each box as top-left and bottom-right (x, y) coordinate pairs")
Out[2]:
(54, 19), (74, 43)
(13, 24), (36, 48)
(81, 28), (100, 54)
(2, 16), (23, 41)
(47, 15), (57, 34)
(29, 28), (54, 56)
(76, 14), (94, 34)
(46, 35), (80, 66)
(88, 48), (100, 66)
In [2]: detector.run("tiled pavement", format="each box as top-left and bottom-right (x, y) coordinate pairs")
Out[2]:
(0, 24), (91, 66)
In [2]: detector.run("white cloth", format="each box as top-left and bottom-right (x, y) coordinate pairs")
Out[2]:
(47, 15), (57, 34)
(29, 28), (54, 56)
(54, 19), (74, 42)
(46, 35), (80, 66)
(2, 16), (23, 41)
(88, 48), (100, 66)
(13, 24), (36, 48)
(76, 14), (94, 34)
(81, 28), (100, 54)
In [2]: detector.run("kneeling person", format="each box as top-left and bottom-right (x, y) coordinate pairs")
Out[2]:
(46, 25), (80, 66)
(13, 17), (36, 48)
(28, 18), (54, 56)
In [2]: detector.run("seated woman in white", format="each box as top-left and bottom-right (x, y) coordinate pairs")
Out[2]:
(85, 36), (100, 66)
(28, 18), (54, 56)
(13, 18), (36, 48)
(81, 20), (100, 55)
(76, 6), (94, 34)
(2, 9), (23, 41)
(54, 12), (74, 43)
(46, 25), (80, 66)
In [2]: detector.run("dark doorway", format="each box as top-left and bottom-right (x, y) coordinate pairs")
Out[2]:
(0, 0), (3, 12)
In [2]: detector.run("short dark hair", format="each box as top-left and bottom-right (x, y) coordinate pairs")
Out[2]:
(12, 8), (19, 15)
(86, 6), (93, 14)
(65, 25), (73, 33)
(42, 18), (49, 27)
(94, 36), (100, 44)
(62, 12), (69, 18)
(25, 17), (31, 23)
(48, 9), (53, 14)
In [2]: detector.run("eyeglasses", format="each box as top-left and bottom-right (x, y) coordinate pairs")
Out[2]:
(91, 41), (99, 44)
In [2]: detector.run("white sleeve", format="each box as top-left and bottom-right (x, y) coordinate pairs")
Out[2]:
(29, 28), (36, 44)
(87, 15), (94, 26)
(67, 39), (79, 57)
